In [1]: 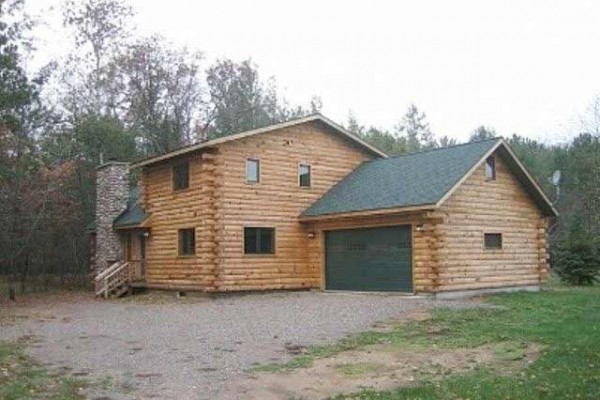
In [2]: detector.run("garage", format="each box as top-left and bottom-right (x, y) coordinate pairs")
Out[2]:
(325, 225), (413, 292)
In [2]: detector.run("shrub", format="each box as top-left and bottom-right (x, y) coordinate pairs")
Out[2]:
(553, 240), (600, 285)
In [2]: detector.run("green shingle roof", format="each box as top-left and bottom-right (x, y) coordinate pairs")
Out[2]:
(113, 188), (149, 228)
(302, 138), (502, 217)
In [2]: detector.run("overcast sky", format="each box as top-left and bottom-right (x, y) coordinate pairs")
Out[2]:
(26, 0), (600, 143)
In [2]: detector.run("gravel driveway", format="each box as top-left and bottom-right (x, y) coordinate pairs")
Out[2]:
(1, 291), (477, 399)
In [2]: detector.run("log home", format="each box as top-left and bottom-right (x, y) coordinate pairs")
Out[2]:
(91, 114), (557, 298)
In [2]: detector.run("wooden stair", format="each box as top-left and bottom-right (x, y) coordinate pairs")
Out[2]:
(94, 261), (132, 298)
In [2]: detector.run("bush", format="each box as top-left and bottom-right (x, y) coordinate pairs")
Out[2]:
(553, 240), (600, 285)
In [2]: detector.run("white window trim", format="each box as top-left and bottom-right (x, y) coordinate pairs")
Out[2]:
(298, 163), (311, 188)
(246, 158), (260, 184)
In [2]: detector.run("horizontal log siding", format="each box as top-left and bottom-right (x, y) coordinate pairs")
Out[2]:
(213, 122), (373, 291)
(141, 151), (219, 289)
(437, 152), (548, 292)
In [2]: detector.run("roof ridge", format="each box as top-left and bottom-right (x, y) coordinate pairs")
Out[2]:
(149, 114), (325, 155)
(132, 113), (387, 168)
(365, 137), (502, 164)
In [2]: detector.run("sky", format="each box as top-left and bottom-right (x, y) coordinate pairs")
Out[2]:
(25, 0), (600, 143)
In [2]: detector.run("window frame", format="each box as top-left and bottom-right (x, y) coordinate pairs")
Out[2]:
(298, 163), (311, 188)
(243, 227), (275, 255)
(484, 233), (502, 250)
(178, 228), (196, 256)
(172, 162), (190, 191)
(246, 158), (260, 184)
(485, 155), (496, 181)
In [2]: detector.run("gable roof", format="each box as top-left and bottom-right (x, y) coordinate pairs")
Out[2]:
(302, 138), (557, 219)
(131, 114), (387, 168)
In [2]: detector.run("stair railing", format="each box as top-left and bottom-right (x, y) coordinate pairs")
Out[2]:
(94, 261), (131, 298)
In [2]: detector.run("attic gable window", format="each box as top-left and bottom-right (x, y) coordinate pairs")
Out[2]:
(173, 162), (189, 190)
(246, 159), (260, 183)
(485, 156), (496, 181)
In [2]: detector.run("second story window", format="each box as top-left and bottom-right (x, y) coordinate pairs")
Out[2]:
(485, 156), (496, 181)
(299, 164), (311, 187)
(246, 158), (260, 183)
(173, 162), (189, 190)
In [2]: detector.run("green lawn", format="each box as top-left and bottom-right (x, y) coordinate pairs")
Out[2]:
(253, 285), (599, 399)
(0, 342), (87, 400)
(331, 286), (600, 399)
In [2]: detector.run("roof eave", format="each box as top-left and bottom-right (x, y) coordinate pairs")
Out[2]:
(113, 218), (150, 230)
(497, 141), (559, 217)
(299, 204), (437, 222)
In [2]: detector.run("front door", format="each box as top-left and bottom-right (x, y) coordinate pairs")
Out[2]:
(125, 232), (146, 280)
(139, 235), (146, 278)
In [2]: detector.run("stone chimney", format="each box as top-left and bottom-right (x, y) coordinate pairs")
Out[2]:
(94, 161), (130, 273)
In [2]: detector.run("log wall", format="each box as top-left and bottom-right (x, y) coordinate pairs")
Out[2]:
(138, 126), (550, 294)
(436, 152), (549, 291)
(141, 150), (220, 289)
(213, 121), (374, 291)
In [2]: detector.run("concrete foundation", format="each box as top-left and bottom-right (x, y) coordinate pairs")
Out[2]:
(434, 285), (541, 300)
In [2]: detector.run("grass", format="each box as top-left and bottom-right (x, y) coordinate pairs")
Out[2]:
(0, 342), (88, 400)
(335, 363), (385, 377)
(254, 285), (600, 399)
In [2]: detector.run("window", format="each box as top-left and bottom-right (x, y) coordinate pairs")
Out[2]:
(244, 227), (275, 254)
(485, 156), (496, 181)
(484, 233), (502, 249)
(246, 159), (260, 183)
(173, 162), (189, 190)
(299, 164), (311, 187)
(178, 228), (196, 256)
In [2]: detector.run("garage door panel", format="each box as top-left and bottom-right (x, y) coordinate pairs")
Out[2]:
(325, 225), (412, 292)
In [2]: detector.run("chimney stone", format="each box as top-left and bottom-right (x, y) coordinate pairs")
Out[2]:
(94, 161), (130, 273)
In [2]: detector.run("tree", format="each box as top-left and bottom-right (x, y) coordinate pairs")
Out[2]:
(553, 215), (600, 285)
(469, 125), (496, 142)
(44, 114), (137, 164)
(346, 112), (409, 155)
(204, 59), (275, 138)
(0, 0), (79, 294)
(580, 95), (600, 136)
(60, 0), (134, 116)
(363, 127), (409, 155)
(346, 111), (365, 136)
(118, 36), (204, 155)
(396, 104), (435, 151)
(567, 133), (600, 235)
(203, 59), (318, 139)
(437, 135), (458, 148)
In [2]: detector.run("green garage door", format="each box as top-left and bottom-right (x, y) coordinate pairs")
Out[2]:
(325, 225), (412, 292)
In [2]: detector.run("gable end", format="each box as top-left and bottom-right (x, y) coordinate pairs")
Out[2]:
(436, 140), (557, 217)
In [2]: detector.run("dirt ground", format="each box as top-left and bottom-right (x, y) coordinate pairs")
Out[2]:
(0, 290), (496, 400)
(232, 342), (543, 399)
